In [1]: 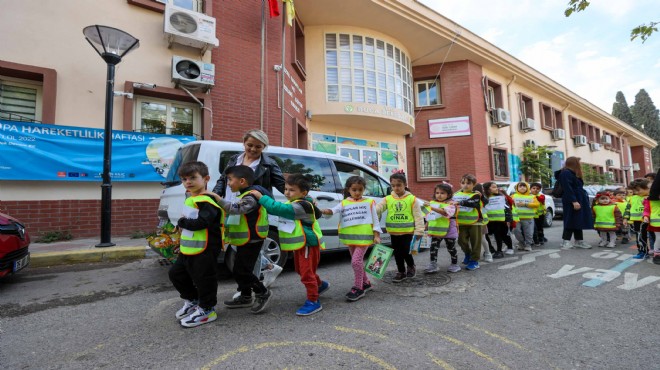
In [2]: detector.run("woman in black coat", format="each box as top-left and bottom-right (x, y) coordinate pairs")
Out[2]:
(212, 129), (286, 198)
(555, 156), (594, 249)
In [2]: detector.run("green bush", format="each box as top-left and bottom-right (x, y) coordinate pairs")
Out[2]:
(36, 231), (73, 243)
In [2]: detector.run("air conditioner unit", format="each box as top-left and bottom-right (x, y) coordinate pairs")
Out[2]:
(601, 134), (612, 146)
(551, 128), (566, 141)
(605, 159), (614, 167)
(632, 163), (640, 171)
(573, 135), (588, 146)
(493, 108), (511, 127)
(164, 4), (219, 52)
(520, 118), (536, 132)
(524, 139), (536, 148)
(172, 56), (215, 90)
(590, 142), (601, 151)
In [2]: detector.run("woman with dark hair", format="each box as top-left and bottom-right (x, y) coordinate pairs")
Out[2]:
(555, 156), (594, 249)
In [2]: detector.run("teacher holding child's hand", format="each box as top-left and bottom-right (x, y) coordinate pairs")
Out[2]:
(555, 156), (594, 250)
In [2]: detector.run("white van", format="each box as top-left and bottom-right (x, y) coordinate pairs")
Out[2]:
(157, 141), (392, 269)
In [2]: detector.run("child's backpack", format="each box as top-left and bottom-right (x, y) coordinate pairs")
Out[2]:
(552, 180), (563, 198)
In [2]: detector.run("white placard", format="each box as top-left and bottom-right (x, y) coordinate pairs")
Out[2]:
(226, 214), (241, 225)
(278, 217), (296, 233)
(182, 205), (199, 219)
(428, 116), (471, 138)
(426, 211), (441, 221)
(484, 195), (506, 211)
(340, 202), (373, 228)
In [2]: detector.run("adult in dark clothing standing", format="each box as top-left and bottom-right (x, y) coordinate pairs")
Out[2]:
(555, 156), (594, 249)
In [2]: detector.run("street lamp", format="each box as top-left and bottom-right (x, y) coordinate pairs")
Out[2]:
(83, 25), (139, 247)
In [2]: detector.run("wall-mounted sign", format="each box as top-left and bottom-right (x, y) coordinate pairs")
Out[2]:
(428, 116), (471, 138)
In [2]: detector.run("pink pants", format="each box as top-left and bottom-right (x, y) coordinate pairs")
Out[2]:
(348, 246), (370, 289)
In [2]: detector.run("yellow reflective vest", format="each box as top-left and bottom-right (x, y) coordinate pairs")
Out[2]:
(427, 201), (452, 237)
(385, 194), (416, 234)
(629, 195), (645, 221)
(279, 200), (325, 251)
(338, 198), (376, 247)
(224, 191), (269, 246)
(512, 194), (536, 219)
(649, 200), (660, 227)
(593, 204), (617, 230)
(453, 191), (479, 225)
(179, 195), (223, 255)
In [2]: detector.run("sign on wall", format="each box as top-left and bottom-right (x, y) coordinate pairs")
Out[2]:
(0, 120), (196, 181)
(428, 116), (471, 138)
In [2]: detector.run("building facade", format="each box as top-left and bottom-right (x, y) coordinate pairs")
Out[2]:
(1, 0), (655, 238)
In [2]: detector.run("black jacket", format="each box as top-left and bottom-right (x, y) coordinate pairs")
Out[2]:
(212, 153), (286, 197)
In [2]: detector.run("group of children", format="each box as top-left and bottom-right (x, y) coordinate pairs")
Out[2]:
(168, 160), (659, 329)
(591, 171), (660, 263)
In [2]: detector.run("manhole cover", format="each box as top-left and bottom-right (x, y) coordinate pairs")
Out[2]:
(381, 270), (451, 287)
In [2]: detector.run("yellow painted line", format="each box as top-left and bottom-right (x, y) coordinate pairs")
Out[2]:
(419, 328), (508, 370)
(427, 353), (456, 370)
(335, 325), (389, 340)
(201, 341), (396, 370)
(363, 314), (399, 326)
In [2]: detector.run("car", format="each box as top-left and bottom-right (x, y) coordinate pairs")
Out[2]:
(0, 212), (31, 278)
(494, 181), (556, 227)
(544, 187), (563, 218)
(155, 140), (393, 270)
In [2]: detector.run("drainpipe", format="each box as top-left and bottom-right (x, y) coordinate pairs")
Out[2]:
(561, 103), (571, 156)
(506, 75), (516, 179)
(618, 132), (629, 185)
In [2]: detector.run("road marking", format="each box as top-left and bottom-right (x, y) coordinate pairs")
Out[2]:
(617, 272), (660, 290)
(334, 326), (390, 340)
(427, 353), (456, 370)
(419, 328), (508, 369)
(498, 250), (560, 269)
(547, 265), (593, 278)
(201, 341), (396, 370)
(582, 258), (640, 287)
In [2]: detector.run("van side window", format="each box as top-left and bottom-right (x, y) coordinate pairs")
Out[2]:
(219, 151), (241, 174)
(334, 161), (385, 197)
(268, 154), (335, 192)
(164, 143), (201, 184)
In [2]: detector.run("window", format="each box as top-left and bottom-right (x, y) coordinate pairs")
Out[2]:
(134, 97), (201, 137)
(554, 109), (564, 130)
(292, 18), (306, 80)
(418, 147), (447, 179)
(0, 78), (42, 122)
(415, 80), (441, 107)
(570, 115), (580, 137)
(493, 148), (508, 178)
(485, 79), (503, 124)
(580, 121), (589, 139)
(334, 161), (386, 197)
(519, 94), (534, 120)
(593, 127), (601, 144)
(540, 103), (553, 130)
(324, 33), (414, 115)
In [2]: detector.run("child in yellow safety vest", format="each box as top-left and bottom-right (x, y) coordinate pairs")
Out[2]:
(251, 173), (328, 316)
(625, 179), (652, 259)
(453, 174), (489, 271)
(422, 182), (460, 273)
(613, 190), (630, 244)
(592, 192), (623, 248)
(375, 171), (425, 283)
(643, 168), (660, 264)
(512, 181), (540, 252)
(169, 161), (224, 328)
(322, 176), (382, 301)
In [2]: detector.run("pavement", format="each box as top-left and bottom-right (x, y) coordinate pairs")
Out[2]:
(29, 236), (150, 268)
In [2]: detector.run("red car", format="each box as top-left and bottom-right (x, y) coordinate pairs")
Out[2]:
(0, 212), (30, 277)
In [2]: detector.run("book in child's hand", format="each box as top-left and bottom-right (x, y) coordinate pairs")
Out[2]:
(410, 235), (422, 255)
(365, 244), (393, 279)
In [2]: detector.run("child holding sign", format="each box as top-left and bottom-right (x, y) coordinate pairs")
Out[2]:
(483, 181), (514, 258)
(512, 182), (540, 251)
(322, 176), (382, 301)
(423, 182), (460, 273)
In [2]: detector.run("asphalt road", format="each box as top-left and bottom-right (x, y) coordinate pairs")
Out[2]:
(1, 224), (659, 369)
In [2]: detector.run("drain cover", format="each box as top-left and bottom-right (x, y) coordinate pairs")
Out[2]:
(381, 270), (451, 287)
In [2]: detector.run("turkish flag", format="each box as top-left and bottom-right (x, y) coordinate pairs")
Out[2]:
(268, 0), (280, 17)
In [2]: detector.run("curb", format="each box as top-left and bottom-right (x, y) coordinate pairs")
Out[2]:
(29, 246), (147, 268)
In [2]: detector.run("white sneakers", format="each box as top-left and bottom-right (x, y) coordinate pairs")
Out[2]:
(175, 300), (197, 320)
(262, 264), (283, 287)
(561, 240), (574, 249)
(574, 240), (592, 249)
(505, 248), (515, 255)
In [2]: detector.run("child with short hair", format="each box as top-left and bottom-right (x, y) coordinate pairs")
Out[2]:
(529, 182), (547, 246)
(169, 161), (224, 328)
(322, 176), (381, 301)
(613, 190), (630, 244)
(375, 171), (425, 282)
(643, 168), (660, 264)
(626, 179), (651, 259)
(251, 174), (328, 315)
(483, 181), (514, 258)
(512, 182), (540, 251)
(592, 192), (623, 248)
(212, 165), (273, 314)
(473, 183), (494, 262)
(453, 174), (488, 270)
(423, 182), (460, 273)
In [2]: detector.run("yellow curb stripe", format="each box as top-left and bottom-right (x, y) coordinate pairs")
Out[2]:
(201, 341), (396, 370)
(427, 353), (456, 370)
(29, 247), (146, 267)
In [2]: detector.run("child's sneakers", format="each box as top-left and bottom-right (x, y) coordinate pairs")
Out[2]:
(318, 281), (330, 295)
(251, 290), (273, 314)
(523, 245), (533, 252)
(574, 240), (592, 249)
(296, 300), (322, 316)
(598, 240), (607, 247)
(424, 261), (440, 274)
(605, 243), (616, 248)
(462, 255), (471, 265)
(504, 248), (515, 255)
(621, 237), (629, 244)
(483, 252), (493, 263)
(561, 240), (574, 249)
(633, 252), (648, 259)
(392, 272), (406, 283)
(406, 266), (417, 278)
(493, 251), (505, 259)
(447, 264), (461, 273)
(362, 281), (373, 292)
(180, 306), (217, 328)
(466, 261), (480, 271)
(345, 287), (365, 301)
(223, 295), (254, 308)
(175, 300), (197, 320)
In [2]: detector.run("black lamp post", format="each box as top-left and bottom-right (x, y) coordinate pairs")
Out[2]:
(83, 25), (139, 247)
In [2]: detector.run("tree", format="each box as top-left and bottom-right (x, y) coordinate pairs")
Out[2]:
(564, 0), (658, 43)
(519, 144), (553, 185)
(612, 91), (635, 127)
(631, 89), (660, 169)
